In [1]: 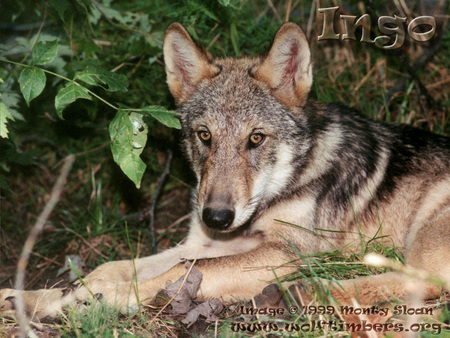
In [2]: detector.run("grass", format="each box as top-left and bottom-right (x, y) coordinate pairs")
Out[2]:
(1, 0), (449, 336)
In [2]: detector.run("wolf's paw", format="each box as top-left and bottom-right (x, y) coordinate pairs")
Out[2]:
(0, 284), (132, 322)
(0, 276), (142, 322)
(0, 289), (16, 312)
(69, 278), (141, 314)
(0, 287), (67, 321)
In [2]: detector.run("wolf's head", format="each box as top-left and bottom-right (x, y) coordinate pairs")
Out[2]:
(163, 23), (313, 233)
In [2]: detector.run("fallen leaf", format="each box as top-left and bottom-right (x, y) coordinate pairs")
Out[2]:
(165, 262), (202, 314)
(157, 262), (224, 328)
(182, 298), (223, 328)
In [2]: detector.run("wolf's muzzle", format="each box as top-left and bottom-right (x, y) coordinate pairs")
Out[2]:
(202, 208), (235, 230)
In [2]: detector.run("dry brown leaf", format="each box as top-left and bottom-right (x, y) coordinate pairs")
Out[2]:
(159, 262), (223, 328)
(181, 298), (223, 328)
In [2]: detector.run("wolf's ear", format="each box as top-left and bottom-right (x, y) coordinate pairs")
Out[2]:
(252, 23), (312, 108)
(164, 23), (220, 105)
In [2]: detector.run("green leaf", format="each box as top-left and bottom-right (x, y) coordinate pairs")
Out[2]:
(0, 102), (15, 138)
(49, 0), (71, 22)
(141, 105), (181, 129)
(19, 67), (46, 106)
(190, 2), (219, 22)
(55, 82), (92, 119)
(230, 23), (240, 57)
(75, 67), (128, 92)
(32, 40), (58, 65)
(109, 111), (148, 188)
(0, 91), (25, 121)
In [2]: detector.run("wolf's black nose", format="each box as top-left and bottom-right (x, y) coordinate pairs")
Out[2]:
(202, 208), (235, 230)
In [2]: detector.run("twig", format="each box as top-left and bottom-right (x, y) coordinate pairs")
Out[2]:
(414, 80), (433, 130)
(14, 155), (75, 338)
(426, 77), (450, 90)
(166, 213), (191, 231)
(285, 0), (293, 22)
(130, 55), (145, 76)
(352, 63), (377, 93)
(19, 3), (48, 65)
(148, 251), (202, 326)
(306, 0), (316, 40)
(149, 150), (173, 254)
(60, 223), (109, 260)
(266, 0), (282, 23)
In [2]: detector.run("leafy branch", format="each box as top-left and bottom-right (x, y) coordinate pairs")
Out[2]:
(0, 40), (180, 188)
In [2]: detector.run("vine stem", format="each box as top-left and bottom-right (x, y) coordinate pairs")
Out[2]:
(0, 57), (123, 112)
(0, 57), (176, 117)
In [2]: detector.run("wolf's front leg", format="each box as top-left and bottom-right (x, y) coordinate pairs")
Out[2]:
(0, 287), (69, 320)
(0, 242), (201, 320)
(0, 282), (141, 321)
(0, 259), (135, 320)
(0, 238), (272, 320)
(134, 242), (298, 303)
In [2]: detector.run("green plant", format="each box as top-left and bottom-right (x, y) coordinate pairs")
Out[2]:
(1, 40), (180, 188)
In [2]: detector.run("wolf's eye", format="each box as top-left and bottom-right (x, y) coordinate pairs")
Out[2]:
(198, 131), (211, 144)
(249, 133), (265, 147)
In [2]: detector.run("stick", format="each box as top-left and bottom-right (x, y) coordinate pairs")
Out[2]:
(14, 154), (75, 338)
(149, 150), (173, 254)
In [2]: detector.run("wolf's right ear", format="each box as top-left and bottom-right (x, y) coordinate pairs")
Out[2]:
(252, 23), (312, 108)
(164, 23), (220, 105)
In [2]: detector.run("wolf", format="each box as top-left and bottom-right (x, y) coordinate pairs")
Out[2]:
(1, 22), (449, 321)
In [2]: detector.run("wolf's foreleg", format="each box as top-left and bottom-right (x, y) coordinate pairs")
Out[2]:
(133, 242), (297, 303)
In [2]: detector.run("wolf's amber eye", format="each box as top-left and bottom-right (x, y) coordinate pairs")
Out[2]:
(249, 133), (265, 147)
(198, 131), (211, 144)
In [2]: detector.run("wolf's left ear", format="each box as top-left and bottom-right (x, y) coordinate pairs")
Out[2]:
(164, 23), (220, 105)
(252, 23), (312, 108)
